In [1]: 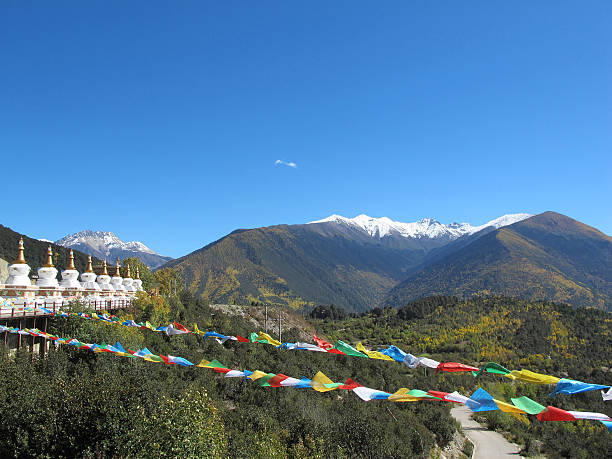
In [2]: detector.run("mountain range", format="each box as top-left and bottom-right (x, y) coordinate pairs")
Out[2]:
(163, 211), (608, 312)
(2, 211), (610, 312)
(55, 230), (172, 269)
(384, 212), (612, 310)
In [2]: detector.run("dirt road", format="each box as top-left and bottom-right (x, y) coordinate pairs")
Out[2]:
(451, 405), (523, 459)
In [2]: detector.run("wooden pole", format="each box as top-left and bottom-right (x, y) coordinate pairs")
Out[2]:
(31, 315), (36, 360)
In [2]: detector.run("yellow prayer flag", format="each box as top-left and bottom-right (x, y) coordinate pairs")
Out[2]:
(493, 399), (527, 414)
(311, 371), (337, 392)
(257, 332), (282, 346)
(504, 369), (560, 384)
(388, 388), (421, 402)
(356, 342), (395, 361)
(196, 359), (211, 367)
(248, 370), (268, 381)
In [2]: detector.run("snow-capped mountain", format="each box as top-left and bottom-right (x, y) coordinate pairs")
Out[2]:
(55, 230), (172, 269)
(309, 213), (532, 240)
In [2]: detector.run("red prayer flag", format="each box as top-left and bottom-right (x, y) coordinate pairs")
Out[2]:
(339, 378), (362, 390)
(268, 374), (290, 387)
(435, 362), (480, 373)
(236, 335), (250, 343)
(213, 367), (232, 374)
(536, 406), (577, 422)
(172, 322), (190, 333)
(313, 334), (334, 350)
(326, 348), (346, 355)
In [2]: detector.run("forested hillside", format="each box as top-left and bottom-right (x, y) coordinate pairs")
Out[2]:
(0, 287), (457, 458)
(163, 212), (612, 312)
(313, 295), (612, 457)
(385, 212), (612, 311)
(165, 224), (427, 312)
(2, 285), (611, 457)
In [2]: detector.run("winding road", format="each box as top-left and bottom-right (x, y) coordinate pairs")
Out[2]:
(451, 406), (523, 459)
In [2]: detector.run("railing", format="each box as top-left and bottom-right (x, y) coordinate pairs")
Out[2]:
(0, 298), (132, 320)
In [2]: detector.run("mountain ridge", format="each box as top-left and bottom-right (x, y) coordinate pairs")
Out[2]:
(56, 230), (172, 269)
(383, 212), (612, 310)
(164, 212), (556, 311)
(308, 213), (532, 240)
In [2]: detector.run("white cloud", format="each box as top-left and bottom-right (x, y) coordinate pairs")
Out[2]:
(275, 159), (297, 169)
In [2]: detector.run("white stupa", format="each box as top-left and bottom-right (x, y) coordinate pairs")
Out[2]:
(96, 260), (115, 293)
(122, 263), (136, 293)
(5, 237), (32, 287)
(111, 258), (127, 293)
(80, 256), (101, 291)
(133, 266), (144, 292)
(37, 245), (59, 288)
(59, 249), (81, 289)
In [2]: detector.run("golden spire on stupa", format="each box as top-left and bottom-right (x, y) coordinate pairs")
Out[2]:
(115, 258), (121, 277)
(135, 266), (140, 280)
(125, 263), (131, 278)
(43, 245), (54, 267)
(67, 249), (76, 270)
(102, 260), (109, 275)
(85, 255), (94, 273)
(13, 237), (26, 264)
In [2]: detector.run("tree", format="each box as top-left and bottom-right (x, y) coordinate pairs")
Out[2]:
(154, 267), (183, 296)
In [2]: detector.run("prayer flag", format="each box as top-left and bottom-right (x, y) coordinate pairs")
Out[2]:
(551, 379), (611, 396)
(313, 334), (333, 350)
(505, 370), (560, 384)
(510, 396), (546, 415)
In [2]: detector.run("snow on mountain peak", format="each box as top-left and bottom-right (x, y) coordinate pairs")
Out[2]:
(469, 213), (533, 234)
(55, 230), (158, 257)
(309, 213), (532, 240)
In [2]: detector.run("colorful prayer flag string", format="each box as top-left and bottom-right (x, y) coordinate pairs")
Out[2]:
(33, 304), (612, 400)
(1, 323), (610, 435)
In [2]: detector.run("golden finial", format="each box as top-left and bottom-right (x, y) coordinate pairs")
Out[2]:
(43, 244), (54, 267)
(13, 237), (26, 264)
(85, 255), (94, 273)
(102, 260), (108, 275)
(67, 249), (76, 270)
(135, 266), (140, 280)
(125, 263), (131, 278)
(115, 258), (121, 277)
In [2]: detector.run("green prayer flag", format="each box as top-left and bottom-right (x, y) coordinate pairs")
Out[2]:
(473, 362), (511, 377)
(323, 383), (343, 389)
(407, 389), (439, 399)
(248, 332), (259, 343)
(333, 340), (368, 357)
(510, 396), (546, 415)
(206, 359), (228, 369)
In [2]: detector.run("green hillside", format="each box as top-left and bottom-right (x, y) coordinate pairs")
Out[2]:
(0, 291), (460, 458)
(0, 224), (97, 274)
(166, 224), (427, 312)
(385, 212), (612, 311)
(313, 296), (612, 457)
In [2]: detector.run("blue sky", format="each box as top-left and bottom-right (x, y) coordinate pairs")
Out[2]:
(1, 2), (610, 257)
